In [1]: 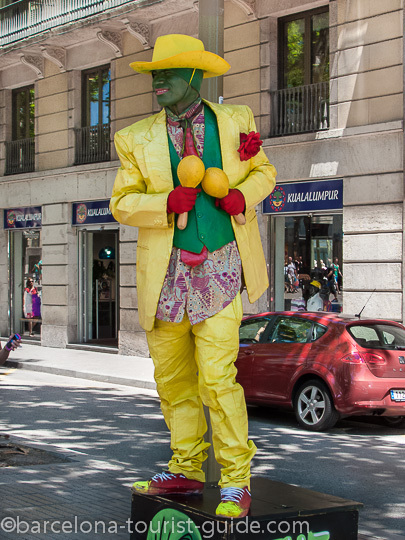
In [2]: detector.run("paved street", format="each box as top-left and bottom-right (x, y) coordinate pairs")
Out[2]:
(0, 364), (404, 539)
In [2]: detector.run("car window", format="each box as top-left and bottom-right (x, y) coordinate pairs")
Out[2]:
(381, 329), (397, 345)
(312, 323), (327, 342)
(239, 317), (272, 343)
(348, 324), (405, 350)
(269, 317), (312, 343)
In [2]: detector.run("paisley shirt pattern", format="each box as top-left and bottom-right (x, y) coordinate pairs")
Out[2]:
(166, 99), (205, 159)
(156, 241), (241, 325)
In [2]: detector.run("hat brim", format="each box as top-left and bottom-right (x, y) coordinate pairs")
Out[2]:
(130, 50), (230, 78)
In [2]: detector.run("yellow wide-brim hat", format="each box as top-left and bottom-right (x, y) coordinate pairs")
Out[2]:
(130, 34), (230, 78)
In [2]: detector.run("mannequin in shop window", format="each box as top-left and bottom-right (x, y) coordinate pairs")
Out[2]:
(23, 278), (41, 336)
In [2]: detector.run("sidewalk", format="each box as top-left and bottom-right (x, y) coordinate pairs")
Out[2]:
(1, 342), (158, 539)
(5, 341), (156, 390)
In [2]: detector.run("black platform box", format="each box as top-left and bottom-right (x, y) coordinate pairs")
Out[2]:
(130, 477), (362, 540)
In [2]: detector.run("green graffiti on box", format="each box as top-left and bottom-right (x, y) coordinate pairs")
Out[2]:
(146, 508), (331, 540)
(147, 509), (202, 540)
(275, 533), (330, 540)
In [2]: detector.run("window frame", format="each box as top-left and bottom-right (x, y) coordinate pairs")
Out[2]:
(81, 65), (111, 128)
(239, 316), (275, 344)
(347, 323), (405, 351)
(12, 85), (35, 141)
(278, 6), (329, 89)
(269, 315), (314, 344)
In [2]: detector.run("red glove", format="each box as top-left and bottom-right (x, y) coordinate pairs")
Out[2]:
(217, 189), (245, 215)
(167, 186), (201, 214)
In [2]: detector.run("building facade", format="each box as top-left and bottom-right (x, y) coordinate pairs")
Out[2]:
(0, 0), (403, 355)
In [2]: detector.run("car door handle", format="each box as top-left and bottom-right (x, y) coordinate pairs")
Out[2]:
(241, 350), (254, 355)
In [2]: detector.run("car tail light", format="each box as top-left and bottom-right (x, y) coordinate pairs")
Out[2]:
(340, 352), (387, 366)
(361, 352), (386, 365)
(341, 352), (364, 364)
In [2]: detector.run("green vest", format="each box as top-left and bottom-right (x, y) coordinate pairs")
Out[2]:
(169, 106), (235, 254)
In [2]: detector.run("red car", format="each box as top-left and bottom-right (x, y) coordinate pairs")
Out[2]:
(236, 311), (405, 431)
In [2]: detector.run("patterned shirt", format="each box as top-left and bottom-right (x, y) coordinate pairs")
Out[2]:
(166, 99), (205, 158)
(156, 241), (241, 325)
(156, 100), (241, 324)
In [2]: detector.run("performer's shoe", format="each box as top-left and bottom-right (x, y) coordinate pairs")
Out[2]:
(215, 487), (251, 518)
(132, 471), (204, 495)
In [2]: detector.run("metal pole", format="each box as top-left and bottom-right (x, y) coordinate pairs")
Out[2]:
(199, 0), (224, 103)
(198, 0), (224, 484)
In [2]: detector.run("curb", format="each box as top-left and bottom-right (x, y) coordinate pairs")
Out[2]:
(4, 359), (157, 391)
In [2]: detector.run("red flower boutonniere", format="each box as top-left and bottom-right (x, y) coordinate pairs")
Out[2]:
(237, 131), (263, 161)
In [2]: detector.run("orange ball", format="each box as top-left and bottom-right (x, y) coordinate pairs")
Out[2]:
(177, 155), (205, 188)
(201, 167), (229, 198)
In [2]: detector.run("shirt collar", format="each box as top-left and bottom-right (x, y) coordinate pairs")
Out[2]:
(166, 97), (203, 125)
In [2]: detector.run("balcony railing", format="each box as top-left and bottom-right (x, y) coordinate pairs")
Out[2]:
(5, 138), (35, 175)
(0, 0), (143, 46)
(74, 123), (110, 165)
(269, 82), (329, 137)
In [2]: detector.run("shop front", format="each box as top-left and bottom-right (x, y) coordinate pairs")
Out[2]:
(264, 179), (343, 313)
(72, 200), (119, 347)
(4, 206), (42, 339)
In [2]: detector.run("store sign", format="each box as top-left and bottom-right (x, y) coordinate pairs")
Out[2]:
(4, 207), (42, 229)
(72, 200), (117, 226)
(263, 179), (343, 215)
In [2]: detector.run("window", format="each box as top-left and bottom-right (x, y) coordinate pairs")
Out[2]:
(21, 230), (42, 337)
(348, 324), (405, 350)
(281, 9), (329, 88)
(75, 66), (111, 164)
(270, 8), (329, 136)
(13, 86), (35, 140)
(312, 323), (327, 342)
(269, 317), (312, 343)
(281, 214), (343, 312)
(82, 66), (111, 127)
(239, 317), (273, 343)
(5, 86), (35, 174)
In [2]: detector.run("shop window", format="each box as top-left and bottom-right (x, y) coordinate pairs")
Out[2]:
(22, 230), (42, 337)
(270, 8), (329, 136)
(75, 65), (111, 164)
(5, 85), (35, 175)
(8, 229), (42, 337)
(276, 214), (342, 313)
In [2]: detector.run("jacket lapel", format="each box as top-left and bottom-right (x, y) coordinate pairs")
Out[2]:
(142, 109), (174, 192)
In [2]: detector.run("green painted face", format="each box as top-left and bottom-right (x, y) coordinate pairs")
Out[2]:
(151, 69), (199, 113)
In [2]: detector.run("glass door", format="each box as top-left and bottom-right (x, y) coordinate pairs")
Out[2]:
(78, 229), (118, 346)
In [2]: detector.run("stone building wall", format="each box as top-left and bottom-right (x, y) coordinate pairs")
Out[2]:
(37, 63), (69, 171)
(334, 0), (403, 318)
(0, 0), (404, 352)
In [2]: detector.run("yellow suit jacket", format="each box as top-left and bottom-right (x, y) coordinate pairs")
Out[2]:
(110, 100), (277, 331)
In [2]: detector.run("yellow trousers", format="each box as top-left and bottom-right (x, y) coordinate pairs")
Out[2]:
(146, 293), (256, 489)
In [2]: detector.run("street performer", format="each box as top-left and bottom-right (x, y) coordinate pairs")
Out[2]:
(110, 34), (276, 518)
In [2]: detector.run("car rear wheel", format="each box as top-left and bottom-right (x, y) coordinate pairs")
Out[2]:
(294, 380), (339, 431)
(381, 416), (405, 429)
